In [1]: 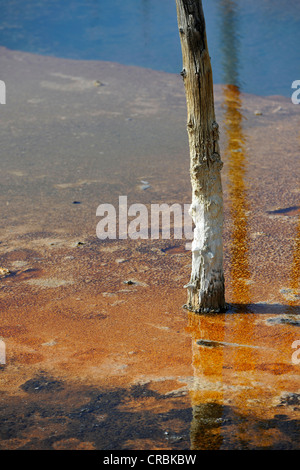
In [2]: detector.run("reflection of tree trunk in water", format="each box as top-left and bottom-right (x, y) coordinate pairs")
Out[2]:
(219, 0), (240, 89)
(190, 401), (224, 450)
(141, 0), (150, 48)
(188, 313), (225, 450)
(289, 215), (300, 300)
(285, 168), (300, 315)
(175, 0), (225, 313)
(218, 0), (251, 307)
(223, 85), (251, 307)
(219, 2), (257, 448)
(285, 131), (300, 313)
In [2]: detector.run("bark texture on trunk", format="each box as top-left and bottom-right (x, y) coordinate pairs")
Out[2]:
(176, 0), (225, 313)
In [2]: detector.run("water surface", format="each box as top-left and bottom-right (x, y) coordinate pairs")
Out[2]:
(1, 0), (300, 96)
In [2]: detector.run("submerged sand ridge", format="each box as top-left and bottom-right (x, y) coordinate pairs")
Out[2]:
(0, 48), (299, 449)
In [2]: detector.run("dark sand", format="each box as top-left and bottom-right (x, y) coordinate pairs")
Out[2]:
(0, 47), (299, 450)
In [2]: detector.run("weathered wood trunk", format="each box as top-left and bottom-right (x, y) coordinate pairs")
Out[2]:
(176, 0), (225, 313)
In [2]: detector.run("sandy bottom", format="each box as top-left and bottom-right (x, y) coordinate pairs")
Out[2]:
(0, 47), (299, 450)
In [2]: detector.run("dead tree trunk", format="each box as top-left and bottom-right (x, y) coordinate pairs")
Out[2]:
(176, 0), (225, 313)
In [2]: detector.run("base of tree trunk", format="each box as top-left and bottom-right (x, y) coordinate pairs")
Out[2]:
(183, 188), (226, 314)
(183, 297), (228, 315)
(183, 179), (227, 315)
(183, 266), (227, 314)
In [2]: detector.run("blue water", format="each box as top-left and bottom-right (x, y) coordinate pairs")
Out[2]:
(0, 0), (300, 97)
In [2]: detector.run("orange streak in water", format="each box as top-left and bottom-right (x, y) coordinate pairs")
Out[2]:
(223, 84), (251, 306)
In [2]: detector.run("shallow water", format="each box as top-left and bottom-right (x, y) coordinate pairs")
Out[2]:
(0, 47), (299, 449)
(1, 0), (300, 96)
(0, 0), (300, 451)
